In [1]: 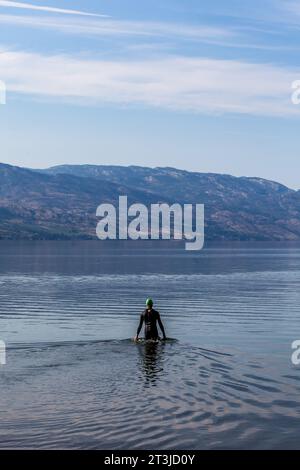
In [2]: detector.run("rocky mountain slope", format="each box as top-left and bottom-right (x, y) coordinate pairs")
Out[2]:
(0, 162), (299, 240)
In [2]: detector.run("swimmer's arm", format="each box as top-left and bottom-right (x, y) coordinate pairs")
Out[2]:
(157, 313), (167, 340)
(135, 314), (144, 340)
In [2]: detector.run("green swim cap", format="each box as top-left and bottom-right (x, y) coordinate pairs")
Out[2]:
(146, 298), (153, 307)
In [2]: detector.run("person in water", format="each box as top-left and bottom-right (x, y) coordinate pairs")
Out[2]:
(134, 298), (167, 341)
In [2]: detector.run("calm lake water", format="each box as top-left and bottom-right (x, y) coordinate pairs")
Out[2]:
(0, 241), (300, 449)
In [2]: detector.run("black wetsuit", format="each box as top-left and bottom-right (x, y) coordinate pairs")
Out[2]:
(137, 308), (166, 340)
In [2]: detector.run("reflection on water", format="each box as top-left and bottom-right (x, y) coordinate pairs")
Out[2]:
(0, 241), (300, 449)
(137, 341), (166, 386)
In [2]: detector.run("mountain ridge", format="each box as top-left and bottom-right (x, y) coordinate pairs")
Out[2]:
(0, 162), (299, 241)
(43, 163), (293, 192)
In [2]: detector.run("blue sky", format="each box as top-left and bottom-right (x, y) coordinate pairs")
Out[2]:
(0, 0), (300, 188)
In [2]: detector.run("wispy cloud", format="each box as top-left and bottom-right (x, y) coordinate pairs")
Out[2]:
(269, 0), (300, 24)
(0, 13), (233, 41)
(0, 1), (108, 17)
(1, 10), (296, 54)
(283, 0), (300, 16)
(0, 48), (298, 117)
